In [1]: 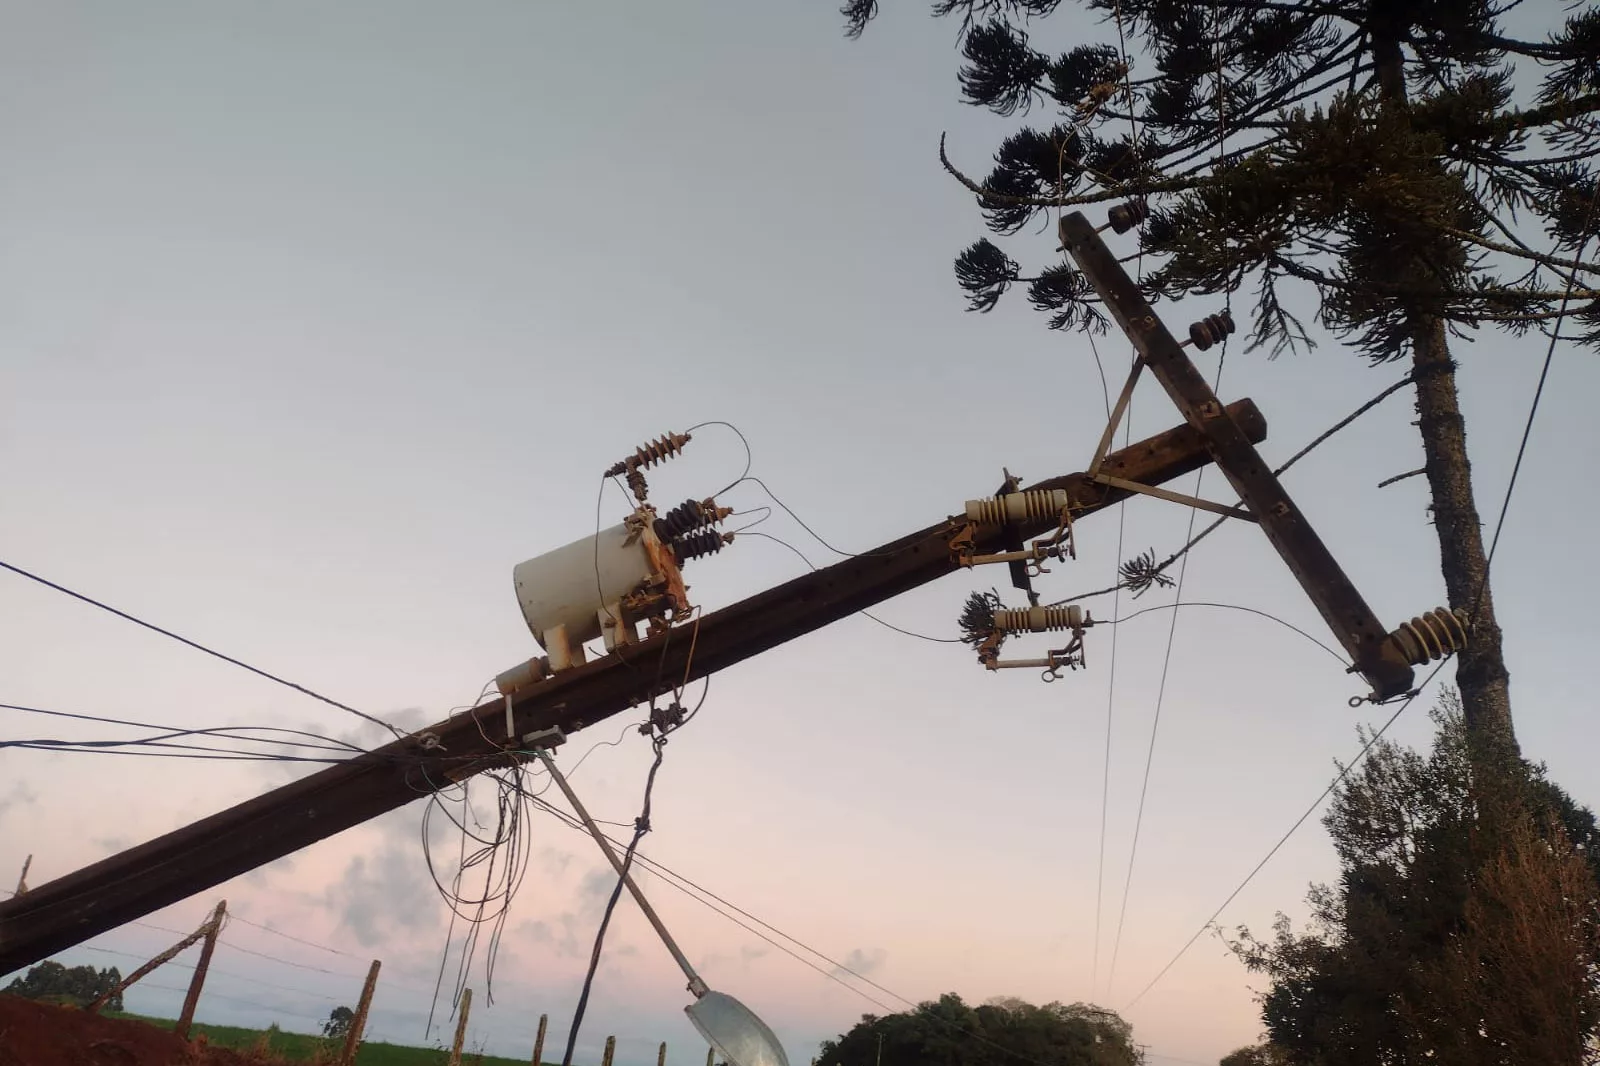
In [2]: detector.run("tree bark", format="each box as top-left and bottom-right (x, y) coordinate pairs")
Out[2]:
(1370, 18), (1518, 751)
(1411, 318), (1517, 750)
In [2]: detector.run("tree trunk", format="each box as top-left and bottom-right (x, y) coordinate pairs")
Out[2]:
(1371, 21), (1518, 752)
(1411, 318), (1516, 751)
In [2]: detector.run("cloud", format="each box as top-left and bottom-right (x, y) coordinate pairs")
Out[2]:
(93, 836), (131, 856)
(0, 782), (38, 822)
(320, 811), (442, 949)
(833, 947), (887, 978)
(740, 945), (770, 966)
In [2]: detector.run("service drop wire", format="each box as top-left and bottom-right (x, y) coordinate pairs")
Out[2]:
(559, 734), (669, 1066)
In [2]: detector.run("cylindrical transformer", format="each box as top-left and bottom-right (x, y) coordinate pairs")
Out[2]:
(513, 524), (658, 650)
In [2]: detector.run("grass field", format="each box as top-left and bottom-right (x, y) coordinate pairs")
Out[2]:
(107, 1011), (534, 1066)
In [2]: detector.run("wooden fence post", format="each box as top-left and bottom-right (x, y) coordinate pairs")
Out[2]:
(448, 988), (473, 1066)
(339, 959), (381, 1065)
(602, 1035), (616, 1066)
(531, 1013), (548, 1066)
(658, 1041), (667, 1066)
(175, 899), (226, 1040)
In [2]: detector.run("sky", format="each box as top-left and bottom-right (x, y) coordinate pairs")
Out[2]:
(1, 3), (1597, 1066)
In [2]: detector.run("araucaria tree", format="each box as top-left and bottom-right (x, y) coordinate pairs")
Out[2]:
(1229, 694), (1600, 1063)
(844, 0), (1600, 749)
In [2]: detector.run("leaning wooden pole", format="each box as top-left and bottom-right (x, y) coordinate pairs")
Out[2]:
(340, 959), (382, 1065)
(531, 1013), (548, 1066)
(448, 988), (473, 1066)
(175, 899), (226, 1039)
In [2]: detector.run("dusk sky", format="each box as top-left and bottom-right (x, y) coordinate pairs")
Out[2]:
(3, 4), (1597, 1066)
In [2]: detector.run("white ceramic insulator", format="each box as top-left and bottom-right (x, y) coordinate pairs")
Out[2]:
(992, 604), (1083, 633)
(513, 523), (656, 650)
(964, 488), (1072, 527)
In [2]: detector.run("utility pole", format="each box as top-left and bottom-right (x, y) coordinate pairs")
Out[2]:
(448, 988), (473, 1066)
(174, 899), (226, 1040)
(531, 1013), (548, 1066)
(340, 959), (381, 1066)
(0, 406), (1261, 974)
(1059, 209), (1438, 703)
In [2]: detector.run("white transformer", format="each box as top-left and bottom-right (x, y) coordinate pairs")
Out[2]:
(507, 515), (691, 678)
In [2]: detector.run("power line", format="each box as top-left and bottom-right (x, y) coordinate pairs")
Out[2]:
(228, 914), (363, 959)
(79, 944), (345, 1002)
(0, 704), (363, 754)
(0, 559), (402, 739)
(1119, 263), (1579, 1006)
(1122, 656), (1449, 1011)
(1106, 340), (1230, 996)
(1085, 327), (1129, 1000)
(217, 937), (355, 977)
(1047, 369), (1418, 612)
(739, 531), (959, 643)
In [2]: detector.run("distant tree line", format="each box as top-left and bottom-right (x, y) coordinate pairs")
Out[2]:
(4, 960), (124, 1011)
(817, 994), (1140, 1066)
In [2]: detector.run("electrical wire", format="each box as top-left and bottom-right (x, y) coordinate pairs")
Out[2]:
(1121, 656), (1450, 1010)
(559, 735), (666, 1066)
(685, 420), (755, 498)
(227, 914), (364, 959)
(1088, 325), (1132, 998)
(738, 531), (960, 643)
(1106, 322), (1230, 995)
(0, 704), (363, 754)
(1119, 212), (1591, 1004)
(0, 559), (403, 740)
(522, 793), (1127, 1066)
(1101, 601), (1348, 665)
(1046, 369), (1418, 611)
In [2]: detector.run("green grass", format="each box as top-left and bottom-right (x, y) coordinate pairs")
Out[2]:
(105, 1011), (533, 1066)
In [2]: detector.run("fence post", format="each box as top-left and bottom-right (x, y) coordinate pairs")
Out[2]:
(658, 1042), (667, 1066)
(448, 988), (473, 1066)
(531, 1013), (548, 1066)
(602, 1035), (616, 1066)
(339, 959), (381, 1065)
(175, 899), (226, 1040)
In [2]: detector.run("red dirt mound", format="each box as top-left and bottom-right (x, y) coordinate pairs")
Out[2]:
(0, 995), (271, 1066)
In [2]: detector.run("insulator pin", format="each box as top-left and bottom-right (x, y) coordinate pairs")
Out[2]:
(1106, 199), (1149, 234)
(1388, 607), (1470, 666)
(1187, 311), (1235, 351)
(993, 604), (1084, 634)
(605, 432), (691, 478)
(965, 488), (1072, 527)
(673, 529), (731, 565)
